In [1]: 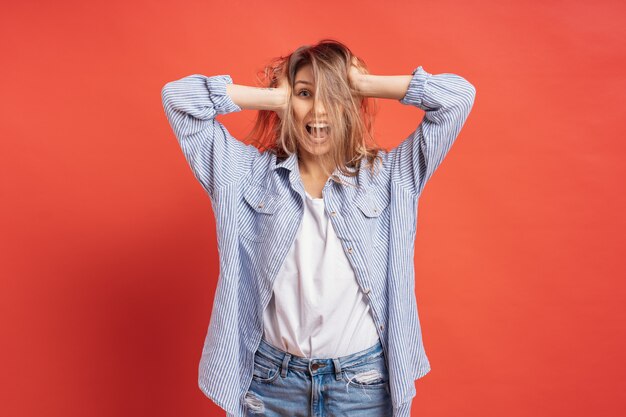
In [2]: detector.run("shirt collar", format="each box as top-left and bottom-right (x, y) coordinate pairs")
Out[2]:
(272, 151), (298, 172)
(272, 152), (359, 187)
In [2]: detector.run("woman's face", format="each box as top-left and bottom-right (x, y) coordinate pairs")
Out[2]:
(291, 64), (332, 157)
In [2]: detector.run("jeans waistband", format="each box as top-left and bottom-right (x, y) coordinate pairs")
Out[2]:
(256, 337), (385, 375)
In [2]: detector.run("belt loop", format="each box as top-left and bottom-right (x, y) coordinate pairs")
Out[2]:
(281, 353), (291, 378)
(332, 358), (342, 380)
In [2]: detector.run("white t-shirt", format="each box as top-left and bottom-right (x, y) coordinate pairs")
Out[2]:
(262, 189), (380, 359)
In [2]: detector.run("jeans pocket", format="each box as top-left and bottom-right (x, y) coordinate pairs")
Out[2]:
(251, 356), (281, 384)
(341, 354), (389, 389)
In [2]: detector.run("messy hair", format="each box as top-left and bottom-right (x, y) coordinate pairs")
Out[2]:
(243, 38), (384, 185)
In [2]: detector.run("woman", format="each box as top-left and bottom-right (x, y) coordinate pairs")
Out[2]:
(161, 39), (476, 417)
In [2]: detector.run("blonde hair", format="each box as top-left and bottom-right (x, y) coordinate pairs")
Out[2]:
(243, 38), (384, 185)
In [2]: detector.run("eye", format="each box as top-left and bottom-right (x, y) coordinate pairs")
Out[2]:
(297, 89), (311, 97)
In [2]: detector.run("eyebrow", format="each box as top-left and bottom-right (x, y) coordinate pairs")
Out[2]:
(295, 80), (313, 85)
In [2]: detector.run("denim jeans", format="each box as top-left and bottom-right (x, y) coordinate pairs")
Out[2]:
(244, 337), (393, 416)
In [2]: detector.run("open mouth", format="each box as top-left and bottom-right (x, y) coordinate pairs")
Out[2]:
(305, 123), (331, 139)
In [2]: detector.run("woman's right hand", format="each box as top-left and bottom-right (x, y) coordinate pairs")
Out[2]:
(274, 73), (290, 120)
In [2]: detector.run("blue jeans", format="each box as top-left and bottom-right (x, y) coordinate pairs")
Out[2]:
(244, 337), (393, 416)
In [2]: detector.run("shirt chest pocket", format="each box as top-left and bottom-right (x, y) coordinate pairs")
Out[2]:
(354, 190), (391, 248)
(239, 184), (282, 243)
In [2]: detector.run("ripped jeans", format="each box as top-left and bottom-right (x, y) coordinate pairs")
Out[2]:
(244, 338), (393, 416)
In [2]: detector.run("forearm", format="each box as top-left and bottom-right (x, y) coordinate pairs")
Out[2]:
(387, 65), (476, 196)
(354, 73), (413, 100)
(225, 84), (285, 112)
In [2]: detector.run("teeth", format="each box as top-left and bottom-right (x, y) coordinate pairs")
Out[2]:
(306, 122), (330, 137)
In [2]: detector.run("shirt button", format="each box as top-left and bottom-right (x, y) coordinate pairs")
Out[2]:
(330, 211), (337, 216)
(363, 287), (371, 294)
(347, 247), (353, 254)
(258, 202), (264, 208)
(380, 324), (384, 331)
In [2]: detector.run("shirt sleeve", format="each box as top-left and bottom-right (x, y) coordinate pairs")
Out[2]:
(161, 74), (260, 199)
(387, 66), (476, 197)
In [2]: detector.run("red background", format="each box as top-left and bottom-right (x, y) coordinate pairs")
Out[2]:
(1, 0), (625, 416)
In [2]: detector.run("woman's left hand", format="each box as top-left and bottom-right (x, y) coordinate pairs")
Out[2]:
(348, 56), (367, 93)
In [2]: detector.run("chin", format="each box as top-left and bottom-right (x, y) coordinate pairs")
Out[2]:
(304, 139), (331, 154)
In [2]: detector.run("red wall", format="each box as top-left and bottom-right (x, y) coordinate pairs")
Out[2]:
(1, 0), (625, 416)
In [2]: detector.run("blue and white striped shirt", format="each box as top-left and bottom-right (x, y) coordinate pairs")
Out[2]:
(161, 66), (476, 417)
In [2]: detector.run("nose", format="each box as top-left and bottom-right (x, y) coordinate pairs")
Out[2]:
(313, 98), (326, 116)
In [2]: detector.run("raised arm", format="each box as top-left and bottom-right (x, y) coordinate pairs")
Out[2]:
(354, 66), (476, 196)
(161, 74), (286, 200)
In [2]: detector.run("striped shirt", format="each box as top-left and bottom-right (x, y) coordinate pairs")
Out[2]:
(161, 66), (476, 417)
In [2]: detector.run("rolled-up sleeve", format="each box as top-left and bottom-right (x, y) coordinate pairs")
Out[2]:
(388, 66), (476, 197)
(161, 74), (260, 199)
